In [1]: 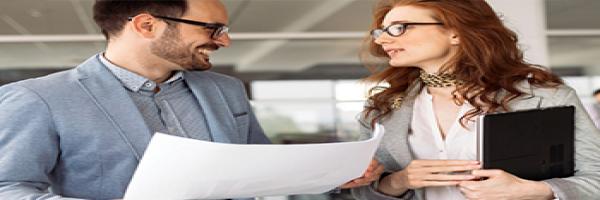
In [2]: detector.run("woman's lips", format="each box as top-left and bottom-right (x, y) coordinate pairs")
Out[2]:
(385, 48), (404, 57)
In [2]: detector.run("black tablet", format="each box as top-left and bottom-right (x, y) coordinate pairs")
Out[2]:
(476, 106), (575, 180)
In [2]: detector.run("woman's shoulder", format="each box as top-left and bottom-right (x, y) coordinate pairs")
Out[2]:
(529, 83), (574, 98)
(513, 78), (573, 98)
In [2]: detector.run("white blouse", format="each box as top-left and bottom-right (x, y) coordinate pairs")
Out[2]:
(408, 88), (478, 200)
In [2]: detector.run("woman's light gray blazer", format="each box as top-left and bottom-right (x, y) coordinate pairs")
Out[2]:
(352, 81), (600, 200)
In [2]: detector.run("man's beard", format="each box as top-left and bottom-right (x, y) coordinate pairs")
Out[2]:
(150, 26), (218, 71)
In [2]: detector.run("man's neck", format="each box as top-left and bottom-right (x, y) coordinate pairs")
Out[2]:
(104, 47), (174, 83)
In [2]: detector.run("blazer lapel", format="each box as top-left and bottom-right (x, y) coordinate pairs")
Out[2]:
(183, 72), (235, 144)
(381, 82), (423, 169)
(75, 55), (151, 160)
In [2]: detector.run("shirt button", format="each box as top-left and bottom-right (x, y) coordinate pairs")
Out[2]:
(144, 83), (153, 87)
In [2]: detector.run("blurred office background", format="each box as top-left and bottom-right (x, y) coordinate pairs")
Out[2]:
(0, 0), (599, 199)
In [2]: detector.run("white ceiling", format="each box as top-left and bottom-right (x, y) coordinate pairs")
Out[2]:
(0, 0), (599, 74)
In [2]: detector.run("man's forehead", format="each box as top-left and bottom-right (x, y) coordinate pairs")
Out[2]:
(184, 0), (228, 23)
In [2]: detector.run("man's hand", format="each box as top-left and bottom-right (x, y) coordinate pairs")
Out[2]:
(340, 159), (385, 189)
(459, 169), (555, 200)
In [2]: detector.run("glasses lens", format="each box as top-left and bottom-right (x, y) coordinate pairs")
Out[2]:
(371, 29), (383, 39)
(387, 24), (405, 36)
(212, 26), (229, 39)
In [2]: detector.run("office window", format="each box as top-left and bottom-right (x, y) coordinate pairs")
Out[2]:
(251, 80), (368, 144)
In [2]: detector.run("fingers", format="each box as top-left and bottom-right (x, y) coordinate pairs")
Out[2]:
(342, 163), (386, 189)
(340, 177), (374, 189)
(407, 180), (461, 188)
(471, 169), (503, 178)
(404, 173), (475, 189)
(420, 181), (461, 187)
(407, 164), (481, 177)
(422, 174), (477, 181)
(356, 166), (385, 183)
(400, 160), (482, 189)
(366, 159), (379, 172)
(458, 180), (480, 191)
(340, 181), (362, 189)
(419, 165), (482, 174)
(373, 164), (385, 177)
(411, 160), (480, 167)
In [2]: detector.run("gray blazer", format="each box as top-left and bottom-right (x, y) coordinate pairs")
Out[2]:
(352, 81), (600, 200)
(0, 55), (270, 200)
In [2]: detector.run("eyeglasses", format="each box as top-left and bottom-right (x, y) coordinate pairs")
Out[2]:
(128, 15), (230, 39)
(371, 22), (444, 39)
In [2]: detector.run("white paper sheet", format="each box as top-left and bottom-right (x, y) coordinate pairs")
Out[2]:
(124, 124), (384, 200)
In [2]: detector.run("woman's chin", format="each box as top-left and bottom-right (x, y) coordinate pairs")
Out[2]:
(389, 61), (412, 68)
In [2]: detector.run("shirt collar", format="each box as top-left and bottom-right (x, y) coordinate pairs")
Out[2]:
(99, 53), (184, 92)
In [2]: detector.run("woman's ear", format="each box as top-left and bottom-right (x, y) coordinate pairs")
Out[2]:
(450, 31), (460, 45)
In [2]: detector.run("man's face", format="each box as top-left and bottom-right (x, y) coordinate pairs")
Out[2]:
(150, 0), (230, 71)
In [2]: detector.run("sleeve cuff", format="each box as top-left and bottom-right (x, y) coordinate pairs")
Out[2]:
(543, 178), (575, 200)
(350, 181), (414, 200)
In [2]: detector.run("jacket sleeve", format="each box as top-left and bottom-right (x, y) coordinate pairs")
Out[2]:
(350, 112), (416, 200)
(247, 106), (271, 145)
(0, 85), (85, 200)
(542, 88), (600, 199)
(235, 80), (270, 145)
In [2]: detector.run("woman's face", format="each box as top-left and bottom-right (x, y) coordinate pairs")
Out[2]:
(374, 5), (459, 73)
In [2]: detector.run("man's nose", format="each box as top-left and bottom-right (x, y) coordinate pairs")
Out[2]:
(214, 33), (230, 48)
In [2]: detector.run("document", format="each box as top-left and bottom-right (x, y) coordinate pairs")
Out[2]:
(124, 124), (384, 200)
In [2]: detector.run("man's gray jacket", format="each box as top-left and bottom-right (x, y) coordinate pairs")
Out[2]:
(0, 54), (270, 199)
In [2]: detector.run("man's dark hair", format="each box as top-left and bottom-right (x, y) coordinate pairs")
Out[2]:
(93, 0), (188, 40)
(593, 89), (600, 96)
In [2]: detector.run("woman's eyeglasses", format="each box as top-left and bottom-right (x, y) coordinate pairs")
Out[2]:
(371, 22), (444, 39)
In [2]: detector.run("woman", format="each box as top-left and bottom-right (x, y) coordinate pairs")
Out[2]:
(351, 0), (600, 199)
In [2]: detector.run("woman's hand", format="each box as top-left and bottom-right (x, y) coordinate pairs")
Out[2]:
(377, 160), (481, 196)
(459, 169), (555, 200)
(341, 159), (385, 189)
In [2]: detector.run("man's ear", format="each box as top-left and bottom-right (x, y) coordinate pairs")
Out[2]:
(129, 13), (160, 39)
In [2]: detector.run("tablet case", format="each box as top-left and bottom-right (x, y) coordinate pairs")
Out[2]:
(476, 106), (575, 180)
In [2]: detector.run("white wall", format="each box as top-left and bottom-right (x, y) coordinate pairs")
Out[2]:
(487, 0), (549, 66)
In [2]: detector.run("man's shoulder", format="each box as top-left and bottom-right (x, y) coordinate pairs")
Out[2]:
(187, 71), (243, 87)
(0, 69), (79, 96)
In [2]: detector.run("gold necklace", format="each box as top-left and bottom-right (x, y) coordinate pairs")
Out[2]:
(419, 70), (463, 88)
(390, 94), (405, 110)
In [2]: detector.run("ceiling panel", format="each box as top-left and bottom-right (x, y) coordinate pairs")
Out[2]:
(549, 36), (600, 67)
(0, 0), (90, 34)
(546, 0), (600, 29)
(309, 0), (374, 32)
(0, 42), (103, 69)
(0, 0), (598, 75)
(246, 39), (363, 71)
(226, 0), (324, 32)
(0, 19), (17, 34)
(210, 40), (266, 66)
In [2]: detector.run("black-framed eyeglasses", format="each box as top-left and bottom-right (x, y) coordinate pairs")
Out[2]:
(371, 22), (444, 39)
(128, 15), (229, 39)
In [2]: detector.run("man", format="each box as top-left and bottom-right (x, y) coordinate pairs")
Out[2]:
(0, 0), (382, 199)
